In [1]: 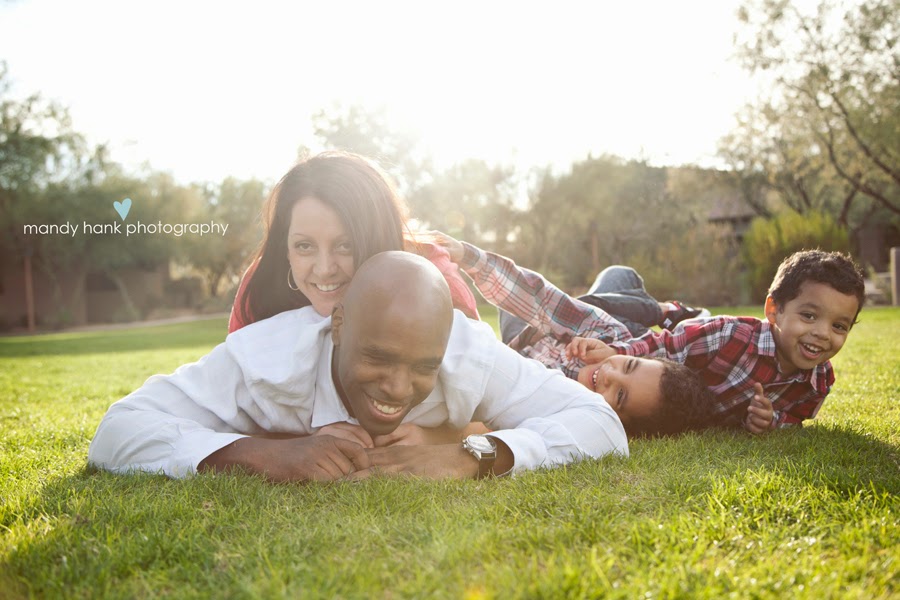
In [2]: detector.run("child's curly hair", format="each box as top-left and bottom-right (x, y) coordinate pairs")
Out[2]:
(624, 358), (715, 439)
(768, 250), (866, 323)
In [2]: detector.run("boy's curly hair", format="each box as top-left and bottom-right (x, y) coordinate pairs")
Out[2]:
(624, 358), (715, 439)
(768, 250), (866, 322)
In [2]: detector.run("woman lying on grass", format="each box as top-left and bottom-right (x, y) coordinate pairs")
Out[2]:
(227, 150), (479, 333)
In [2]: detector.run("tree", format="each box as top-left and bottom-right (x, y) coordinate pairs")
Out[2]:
(309, 103), (432, 196)
(186, 177), (266, 297)
(516, 156), (677, 288)
(0, 60), (85, 256)
(724, 0), (900, 234)
(408, 159), (520, 252)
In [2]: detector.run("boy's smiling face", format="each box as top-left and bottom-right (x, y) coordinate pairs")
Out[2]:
(765, 280), (860, 375)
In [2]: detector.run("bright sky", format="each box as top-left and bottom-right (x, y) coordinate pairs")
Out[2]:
(0, 0), (766, 185)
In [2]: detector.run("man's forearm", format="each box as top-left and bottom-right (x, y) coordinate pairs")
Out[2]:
(198, 437), (264, 475)
(198, 435), (371, 483)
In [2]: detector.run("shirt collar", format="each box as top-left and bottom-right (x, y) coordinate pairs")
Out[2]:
(310, 336), (358, 429)
(758, 320), (833, 392)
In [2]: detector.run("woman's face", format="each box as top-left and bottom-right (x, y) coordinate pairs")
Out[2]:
(286, 196), (356, 316)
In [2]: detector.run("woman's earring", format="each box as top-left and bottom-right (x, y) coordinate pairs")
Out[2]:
(287, 268), (299, 291)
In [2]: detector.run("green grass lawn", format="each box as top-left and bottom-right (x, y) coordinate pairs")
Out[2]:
(1, 308), (898, 599)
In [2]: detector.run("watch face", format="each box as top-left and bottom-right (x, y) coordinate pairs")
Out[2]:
(468, 435), (495, 453)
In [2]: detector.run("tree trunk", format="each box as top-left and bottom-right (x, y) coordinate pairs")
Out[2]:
(108, 271), (140, 322)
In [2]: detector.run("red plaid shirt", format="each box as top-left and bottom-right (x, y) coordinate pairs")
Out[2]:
(609, 317), (834, 427)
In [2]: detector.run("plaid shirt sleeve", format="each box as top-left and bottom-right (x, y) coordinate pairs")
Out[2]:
(459, 242), (632, 343)
(608, 317), (732, 364)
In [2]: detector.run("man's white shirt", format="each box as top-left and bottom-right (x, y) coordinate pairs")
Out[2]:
(88, 309), (628, 478)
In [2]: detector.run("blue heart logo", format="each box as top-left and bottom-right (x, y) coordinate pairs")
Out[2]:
(114, 198), (132, 221)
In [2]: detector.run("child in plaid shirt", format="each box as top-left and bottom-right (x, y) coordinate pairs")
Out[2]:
(565, 250), (866, 433)
(433, 233), (715, 438)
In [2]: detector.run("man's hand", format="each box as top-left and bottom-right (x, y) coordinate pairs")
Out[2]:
(565, 336), (616, 364)
(198, 435), (370, 482)
(372, 422), (484, 447)
(349, 444), (480, 480)
(313, 422), (374, 448)
(744, 383), (775, 435)
(428, 230), (465, 263)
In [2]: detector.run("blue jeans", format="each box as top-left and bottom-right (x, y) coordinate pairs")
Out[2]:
(498, 266), (662, 343)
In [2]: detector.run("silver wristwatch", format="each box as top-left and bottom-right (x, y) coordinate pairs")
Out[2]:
(462, 434), (497, 479)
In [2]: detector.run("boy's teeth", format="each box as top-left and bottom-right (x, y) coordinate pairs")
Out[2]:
(373, 399), (401, 415)
(801, 343), (823, 354)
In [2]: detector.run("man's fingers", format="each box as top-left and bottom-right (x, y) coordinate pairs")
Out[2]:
(318, 424), (374, 448)
(333, 438), (372, 471)
(345, 468), (376, 481)
(372, 432), (401, 447)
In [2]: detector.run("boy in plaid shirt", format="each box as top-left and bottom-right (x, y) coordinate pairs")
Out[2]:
(566, 250), (866, 433)
(434, 233), (715, 438)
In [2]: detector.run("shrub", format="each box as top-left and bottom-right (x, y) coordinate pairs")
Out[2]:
(742, 211), (851, 303)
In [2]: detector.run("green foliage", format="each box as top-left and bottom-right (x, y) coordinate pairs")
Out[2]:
(310, 103), (428, 196)
(630, 223), (743, 306)
(742, 211), (851, 302)
(517, 156), (674, 288)
(0, 310), (898, 598)
(184, 177), (266, 297)
(726, 0), (900, 237)
(410, 159), (520, 254)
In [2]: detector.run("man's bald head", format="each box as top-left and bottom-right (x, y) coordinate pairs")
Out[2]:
(329, 251), (456, 437)
(340, 250), (454, 323)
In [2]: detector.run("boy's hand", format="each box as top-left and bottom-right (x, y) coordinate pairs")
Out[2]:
(744, 383), (775, 434)
(428, 230), (465, 263)
(566, 336), (616, 364)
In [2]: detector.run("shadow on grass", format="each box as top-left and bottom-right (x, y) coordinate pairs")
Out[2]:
(0, 319), (228, 359)
(631, 421), (900, 502)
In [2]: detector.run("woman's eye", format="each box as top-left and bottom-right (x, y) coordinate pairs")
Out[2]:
(337, 242), (353, 254)
(294, 242), (313, 252)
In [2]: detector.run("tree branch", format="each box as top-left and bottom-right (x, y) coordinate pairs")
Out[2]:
(828, 90), (900, 187)
(817, 127), (900, 216)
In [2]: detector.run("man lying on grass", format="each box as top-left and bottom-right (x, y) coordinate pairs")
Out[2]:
(88, 251), (628, 482)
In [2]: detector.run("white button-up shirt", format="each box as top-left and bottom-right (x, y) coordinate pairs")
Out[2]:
(88, 308), (628, 478)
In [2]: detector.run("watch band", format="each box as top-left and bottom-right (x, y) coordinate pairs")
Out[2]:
(462, 434), (497, 479)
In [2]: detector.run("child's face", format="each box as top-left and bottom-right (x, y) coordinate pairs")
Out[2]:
(576, 355), (664, 427)
(765, 281), (859, 375)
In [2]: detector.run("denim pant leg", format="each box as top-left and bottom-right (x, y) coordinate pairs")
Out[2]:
(579, 266), (662, 337)
(498, 309), (529, 344)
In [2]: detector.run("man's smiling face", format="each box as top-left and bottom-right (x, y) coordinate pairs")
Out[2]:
(332, 282), (452, 437)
